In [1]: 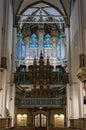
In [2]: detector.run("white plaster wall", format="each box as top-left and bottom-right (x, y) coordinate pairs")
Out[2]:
(0, 0), (4, 63)
(82, 0), (86, 55)
(6, 0), (14, 112)
(69, 0), (80, 119)
(79, 82), (84, 118)
(7, 0), (13, 71)
(67, 0), (86, 120)
(0, 70), (8, 117)
(66, 84), (71, 126)
(82, 0), (86, 27)
(10, 85), (15, 126)
(0, 0), (14, 118)
(70, 0), (79, 82)
(0, 0), (5, 117)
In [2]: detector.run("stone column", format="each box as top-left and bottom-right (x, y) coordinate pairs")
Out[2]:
(78, 0), (83, 54)
(79, 82), (86, 128)
(78, 0), (86, 67)
(77, 0), (86, 124)
(0, 72), (3, 117)
(1, 0), (9, 69)
(65, 27), (71, 84)
(10, 27), (17, 85)
(66, 25), (79, 125)
(66, 84), (71, 126)
(71, 83), (79, 119)
(12, 27), (17, 73)
(9, 27), (17, 126)
(65, 26), (72, 127)
(78, 82), (84, 118)
(1, 70), (7, 117)
(0, 0), (9, 116)
(9, 85), (15, 127)
(0, 0), (4, 64)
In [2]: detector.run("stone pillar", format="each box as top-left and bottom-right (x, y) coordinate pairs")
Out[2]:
(65, 27), (72, 127)
(78, 0), (83, 54)
(65, 27), (71, 84)
(79, 82), (86, 128)
(71, 83), (79, 119)
(9, 26), (17, 126)
(0, 0), (4, 64)
(1, 70), (7, 117)
(79, 81), (84, 118)
(6, 83), (10, 112)
(77, 1), (86, 127)
(0, 0), (9, 117)
(9, 85), (15, 127)
(66, 84), (71, 126)
(12, 27), (17, 73)
(78, 0), (86, 67)
(1, 0), (9, 69)
(66, 25), (80, 126)
(0, 72), (3, 117)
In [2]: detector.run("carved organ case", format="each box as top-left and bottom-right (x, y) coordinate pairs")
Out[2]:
(28, 52), (53, 97)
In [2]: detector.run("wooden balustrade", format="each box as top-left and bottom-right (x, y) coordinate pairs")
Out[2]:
(0, 118), (11, 129)
(15, 97), (66, 107)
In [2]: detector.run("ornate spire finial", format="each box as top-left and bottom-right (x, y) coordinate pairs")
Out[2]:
(46, 57), (50, 65)
(34, 57), (37, 65)
(39, 51), (44, 65)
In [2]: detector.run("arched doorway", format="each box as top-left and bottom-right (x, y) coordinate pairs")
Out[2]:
(34, 111), (48, 130)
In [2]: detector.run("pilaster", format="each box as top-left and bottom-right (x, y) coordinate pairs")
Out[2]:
(9, 84), (15, 127)
(10, 27), (17, 85)
(12, 27), (17, 73)
(78, 0), (83, 54)
(0, 0), (9, 69)
(66, 84), (71, 126)
(65, 27), (71, 84)
(79, 82), (84, 118)
(0, 70), (7, 117)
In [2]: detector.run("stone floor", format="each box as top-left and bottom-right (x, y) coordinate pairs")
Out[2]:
(4, 127), (86, 130)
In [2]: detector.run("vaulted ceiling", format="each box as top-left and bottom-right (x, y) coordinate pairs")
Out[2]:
(12, 0), (71, 27)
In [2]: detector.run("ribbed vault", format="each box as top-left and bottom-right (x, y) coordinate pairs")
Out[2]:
(12, 0), (71, 26)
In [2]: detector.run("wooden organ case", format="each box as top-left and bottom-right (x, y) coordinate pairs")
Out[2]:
(28, 52), (53, 98)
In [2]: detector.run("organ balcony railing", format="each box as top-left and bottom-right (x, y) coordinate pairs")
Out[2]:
(15, 97), (66, 107)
